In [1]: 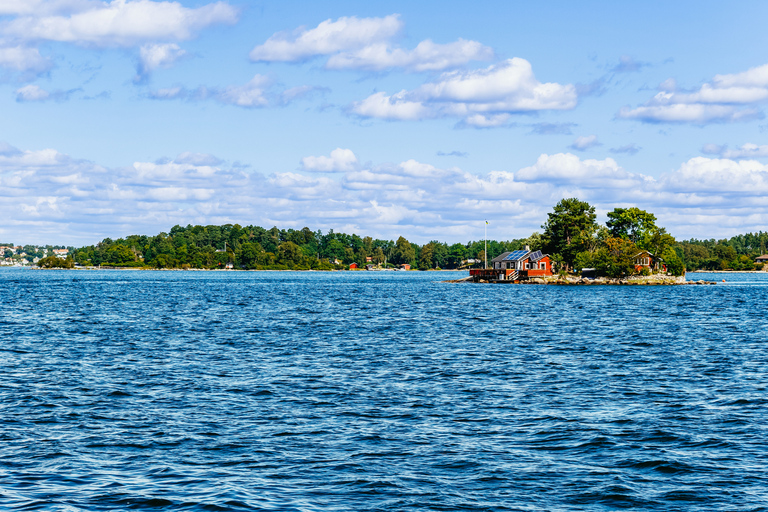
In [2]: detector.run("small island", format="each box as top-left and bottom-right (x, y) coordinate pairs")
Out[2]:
(449, 198), (723, 285)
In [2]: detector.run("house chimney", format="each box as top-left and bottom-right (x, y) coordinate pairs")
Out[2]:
(525, 245), (530, 251)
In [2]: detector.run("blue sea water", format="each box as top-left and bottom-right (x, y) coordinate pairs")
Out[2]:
(2, 268), (768, 511)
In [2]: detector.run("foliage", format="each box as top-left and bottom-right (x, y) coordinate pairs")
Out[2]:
(606, 207), (657, 243)
(37, 255), (74, 269)
(662, 247), (685, 276)
(541, 198), (597, 271)
(593, 237), (638, 278)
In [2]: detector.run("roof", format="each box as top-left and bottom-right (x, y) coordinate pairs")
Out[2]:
(490, 251), (512, 263)
(492, 249), (550, 263)
(755, 254), (768, 261)
(502, 250), (530, 261)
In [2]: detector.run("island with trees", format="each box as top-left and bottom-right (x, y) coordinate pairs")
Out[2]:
(30, 199), (768, 279)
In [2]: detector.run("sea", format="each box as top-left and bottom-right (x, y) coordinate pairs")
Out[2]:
(2, 268), (768, 511)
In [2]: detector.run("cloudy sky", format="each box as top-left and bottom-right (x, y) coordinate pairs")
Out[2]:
(2, 0), (768, 245)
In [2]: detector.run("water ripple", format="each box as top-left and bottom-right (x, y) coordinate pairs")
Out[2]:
(1, 269), (768, 510)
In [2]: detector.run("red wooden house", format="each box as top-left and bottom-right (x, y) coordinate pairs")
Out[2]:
(470, 248), (553, 281)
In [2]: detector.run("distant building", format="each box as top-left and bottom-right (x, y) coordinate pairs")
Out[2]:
(755, 254), (768, 264)
(53, 249), (68, 257)
(349, 263), (358, 269)
(401, 264), (411, 271)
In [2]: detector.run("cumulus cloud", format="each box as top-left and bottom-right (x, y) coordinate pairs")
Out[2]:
(6, 142), (768, 244)
(136, 42), (186, 78)
(351, 90), (430, 121)
(326, 38), (493, 72)
(301, 148), (358, 172)
(619, 63), (768, 123)
(3, 0), (239, 47)
(0, 45), (52, 73)
(15, 84), (50, 101)
(352, 58), (577, 126)
(250, 14), (492, 72)
(250, 15), (401, 62)
(218, 74), (271, 107)
(569, 135), (601, 151)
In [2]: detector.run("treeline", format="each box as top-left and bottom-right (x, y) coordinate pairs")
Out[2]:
(676, 233), (768, 271)
(68, 224), (539, 270)
(41, 203), (767, 272)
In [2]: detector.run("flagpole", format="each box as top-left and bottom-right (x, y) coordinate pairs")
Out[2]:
(484, 220), (487, 269)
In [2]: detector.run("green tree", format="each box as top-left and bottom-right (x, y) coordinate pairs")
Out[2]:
(237, 242), (263, 269)
(593, 237), (638, 277)
(662, 247), (685, 276)
(277, 241), (305, 268)
(419, 243), (434, 270)
(541, 198), (597, 271)
(606, 207), (657, 244)
(391, 236), (415, 265)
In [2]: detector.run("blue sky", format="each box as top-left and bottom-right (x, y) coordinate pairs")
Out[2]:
(2, 0), (768, 245)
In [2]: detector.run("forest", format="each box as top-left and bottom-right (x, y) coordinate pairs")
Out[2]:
(39, 199), (768, 273)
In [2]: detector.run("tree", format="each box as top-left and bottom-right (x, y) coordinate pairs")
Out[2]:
(606, 207), (657, 244)
(419, 243), (434, 270)
(277, 241), (304, 268)
(237, 242), (263, 269)
(541, 198), (597, 271)
(593, 237), (638, 277)
(662, 247), (685, 276)
(391, 236), (415, 265)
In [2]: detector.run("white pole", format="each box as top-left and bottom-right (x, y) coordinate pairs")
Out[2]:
(484, 221), (487, 269)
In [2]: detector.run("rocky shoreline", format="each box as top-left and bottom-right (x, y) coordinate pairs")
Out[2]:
(445, 274), (717, 285)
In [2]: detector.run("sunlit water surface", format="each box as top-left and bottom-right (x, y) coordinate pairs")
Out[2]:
(2, 269), (768, 511)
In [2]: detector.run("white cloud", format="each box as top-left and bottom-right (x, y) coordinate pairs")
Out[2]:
(619, 63), (768, 123)
(0, 45), (52, 73)
(4, 0), (239, 47)
(137, 42), (186, 75)
(6, 143), (768, 244)
(702, 143), (768, 159)
(351, 91), (430, 121)
(301, 148), (358, 172)
(250, 14), (492, 72)
(218, 74), (271, 107)
(326, 38), (493, 72)
(250, 15), (402, 62)
(569, 135), (601, 151)
(352, 58), (577, 125)
(462, 113), (511, 128)
(15, 84), (50, 101)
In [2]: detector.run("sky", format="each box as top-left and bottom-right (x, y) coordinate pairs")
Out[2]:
(2, 0), (768, 246)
